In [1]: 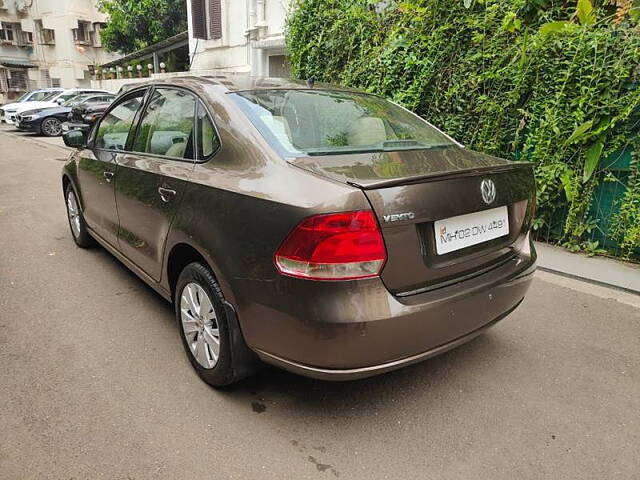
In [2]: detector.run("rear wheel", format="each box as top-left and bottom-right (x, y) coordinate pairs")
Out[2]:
(65, 185), (94, 248)
(40, 117), (63, 137)
(175, 262), (257, 387)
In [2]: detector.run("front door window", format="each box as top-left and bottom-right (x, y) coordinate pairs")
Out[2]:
(95, 91), (146, 150)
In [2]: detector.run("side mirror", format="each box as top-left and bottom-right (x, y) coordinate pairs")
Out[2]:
(56, 98), (65, 105)
(63, 129), (87, 148)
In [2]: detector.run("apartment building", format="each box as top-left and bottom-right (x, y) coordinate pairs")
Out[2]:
(0, 0), (117, 104)
(187, 0), (291, 77)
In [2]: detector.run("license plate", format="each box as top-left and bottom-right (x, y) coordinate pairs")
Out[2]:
(434, 206), (509, 255)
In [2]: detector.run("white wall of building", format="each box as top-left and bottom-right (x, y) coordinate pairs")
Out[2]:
(0, 0), (118, 103)
(187, 0), (290, 77)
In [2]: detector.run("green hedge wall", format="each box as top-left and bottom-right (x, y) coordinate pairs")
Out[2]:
(286, 0), (640, 260)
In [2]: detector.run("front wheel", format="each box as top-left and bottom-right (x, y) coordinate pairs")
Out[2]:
(40, 117), (63, 137)
(175, 262), (257, 387)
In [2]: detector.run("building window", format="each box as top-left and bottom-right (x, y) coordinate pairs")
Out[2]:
(209, 0), (222, 40)
(268, 55), (290, 78)
(40, 69), (51, 87)
(190, 0), (207, 39)
(8, 70), (28, 91)
(73, 21), (92, 45)
(1, 22), (31, 46)
(35, 20), (55, 45)
(190, 0), (221, 40)
(0, 69), (8, 93)
(51, 78), (61, 88)
(19, 30), (33, 46)
(0, 22), (17, 44)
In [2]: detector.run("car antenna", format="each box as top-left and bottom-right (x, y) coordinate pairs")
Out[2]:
(306, 77), (315, 88)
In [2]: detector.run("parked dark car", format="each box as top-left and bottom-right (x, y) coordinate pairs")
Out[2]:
(65, 97), (116, 133)
(61, 76), (536, 387)
(16, 94), (115, 136)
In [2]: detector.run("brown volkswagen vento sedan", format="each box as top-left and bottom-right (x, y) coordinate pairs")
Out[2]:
(61, 76), (536, 386)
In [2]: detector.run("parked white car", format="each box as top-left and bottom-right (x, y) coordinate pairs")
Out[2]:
(6, 88), (64, 105)
(1, 88), (112, 124)
(0, 88), (64, 123)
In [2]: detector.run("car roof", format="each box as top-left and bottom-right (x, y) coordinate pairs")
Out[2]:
(27, 88), (62, 94)
(61, 88), (109, 92)
(123, 74), (365, 94)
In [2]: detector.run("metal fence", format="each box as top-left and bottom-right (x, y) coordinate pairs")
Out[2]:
(532, 146), (638, 259)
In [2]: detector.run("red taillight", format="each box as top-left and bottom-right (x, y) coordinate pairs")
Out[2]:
(275, 210), (387, 280)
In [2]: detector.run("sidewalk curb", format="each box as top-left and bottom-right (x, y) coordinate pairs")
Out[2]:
(535, 241), (640, 296)
(537, 266), (640, 296)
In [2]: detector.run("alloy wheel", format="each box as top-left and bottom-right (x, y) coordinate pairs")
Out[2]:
(180, 282), (220, 369)
(66, 190), (81, 238)
(42, 118), (62, 136)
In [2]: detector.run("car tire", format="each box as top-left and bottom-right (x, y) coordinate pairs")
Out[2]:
(40, 117), (63, 137)
(65, 184), (94, 248)
(175, 262), (258, 387)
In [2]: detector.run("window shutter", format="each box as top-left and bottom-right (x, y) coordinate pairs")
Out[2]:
(209, 0), (222, 40)
(190, 0), (207, 39)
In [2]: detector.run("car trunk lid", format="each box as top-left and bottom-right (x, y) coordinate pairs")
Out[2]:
(289, 147), (536, 294)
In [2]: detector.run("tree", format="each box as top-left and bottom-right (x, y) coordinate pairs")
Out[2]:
(98, 0), (187, 53)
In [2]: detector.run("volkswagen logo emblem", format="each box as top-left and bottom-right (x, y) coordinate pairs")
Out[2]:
(480, 179), (496, 205)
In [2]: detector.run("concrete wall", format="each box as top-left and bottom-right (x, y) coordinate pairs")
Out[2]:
(90, 70), (230, 94)
(90, 75), (149, 94)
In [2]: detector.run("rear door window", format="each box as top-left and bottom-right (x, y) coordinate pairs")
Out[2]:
(131, 88), (196, 160)
(94, 90), (146, 151)
(56, 93), (80, 104)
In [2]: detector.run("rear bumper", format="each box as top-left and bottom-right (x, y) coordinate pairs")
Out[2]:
(244, 244), (536, 380)
(255, 299), (523, 380)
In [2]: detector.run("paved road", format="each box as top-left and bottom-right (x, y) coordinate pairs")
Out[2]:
(1, 129), (639, 480)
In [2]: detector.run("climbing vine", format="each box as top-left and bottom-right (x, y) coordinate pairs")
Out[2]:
(287, 0), (640, 260)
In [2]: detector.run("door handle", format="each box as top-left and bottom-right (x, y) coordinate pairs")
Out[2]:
(103, 171), (114, 183)
(158, 186), (177, 203)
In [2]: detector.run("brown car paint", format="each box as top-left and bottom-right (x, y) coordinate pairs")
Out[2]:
(62, 75), (536, 380)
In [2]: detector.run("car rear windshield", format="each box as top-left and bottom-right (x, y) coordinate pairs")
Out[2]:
(63, 95), (90, 107)
(21, 91), (58, 102)
(56, 93), (80, 103)
(230, 89), (454, 156)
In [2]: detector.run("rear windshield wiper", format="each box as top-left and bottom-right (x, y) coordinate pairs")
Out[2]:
(381, 140), (422, 148)
(304, 142), (453, 156)
(381, 141), (452, 151)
